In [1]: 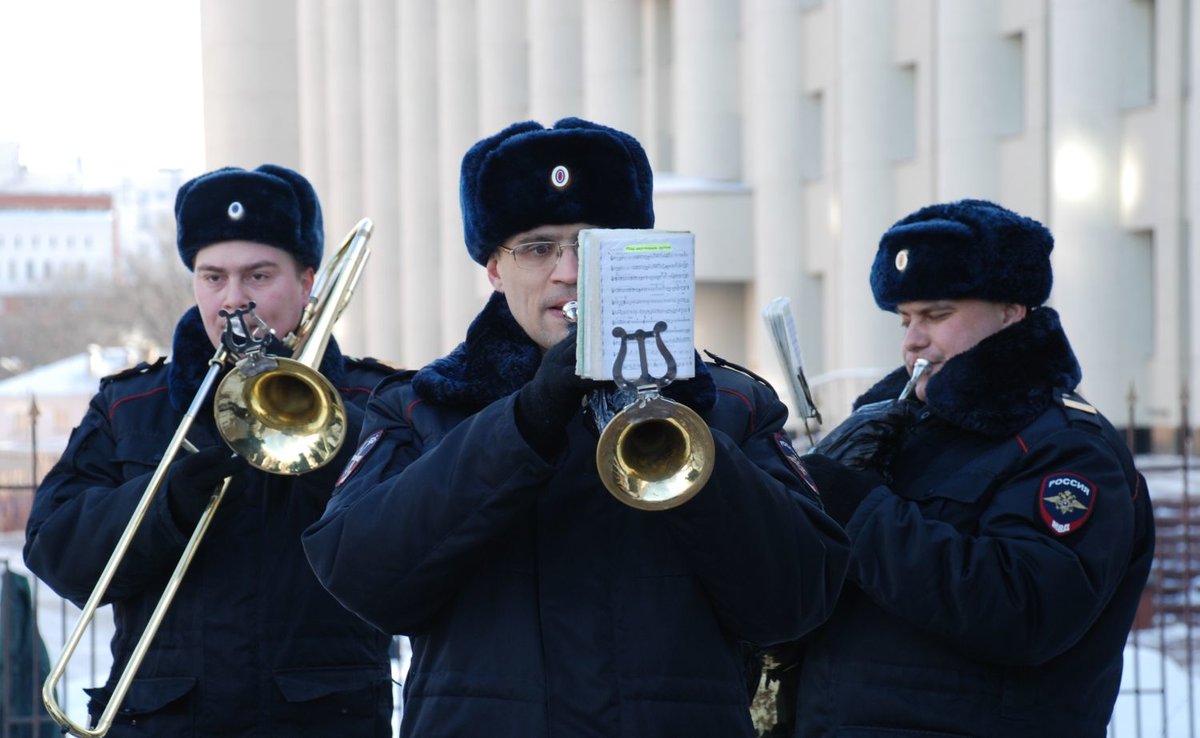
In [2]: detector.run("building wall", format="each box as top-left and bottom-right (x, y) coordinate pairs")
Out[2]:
(0, 195), (115, 295)
(199, 0), (1191, 443)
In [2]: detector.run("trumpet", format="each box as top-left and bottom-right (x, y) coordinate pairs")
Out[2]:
(564, 301), (714, 511)
(41, 218), (373, 738)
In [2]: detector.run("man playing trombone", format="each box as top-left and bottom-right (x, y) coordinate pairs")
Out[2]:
(24, 165), (394, 737)
(302, 118), (850, 738)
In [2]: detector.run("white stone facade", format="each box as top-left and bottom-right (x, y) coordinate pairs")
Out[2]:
(198, 0), (1188, 444)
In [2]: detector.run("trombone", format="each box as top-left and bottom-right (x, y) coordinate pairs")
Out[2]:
(41, 218), (373, 738)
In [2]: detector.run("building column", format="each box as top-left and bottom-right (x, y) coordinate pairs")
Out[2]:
(936, 0), (1002, 198)
(528, 0), (583, 122)
(200, 0), (302, 168)
(581, 0), (642, 136)
(436, 0), (487, 349)
(398, 0), (444, 366)
(317, 0), (366, 353)
(1190, 0), (1200, 438)
(1048, 0), (1136, 417)
(477, 0), (529, 134)
(672, 0), (740, 180)
(297, 0), (328, 189)
(743, 0), (816, 411)
(359, 0), (401, 360)
(834, 0), (900, 376)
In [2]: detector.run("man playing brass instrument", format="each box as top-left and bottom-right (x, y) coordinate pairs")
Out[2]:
(24, 165), (394, 737)
(789, 199), (1155, 737)
(302, 118), (849, 738)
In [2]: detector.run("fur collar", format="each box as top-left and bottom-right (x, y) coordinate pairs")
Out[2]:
(412, 291), (716, 413)
(167, 305), (347, 413)
(853, 306), (1081, 437)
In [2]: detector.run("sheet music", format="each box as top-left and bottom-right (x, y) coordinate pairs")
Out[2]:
(762, 296), (820, 421)
(577, 229), (695, 382)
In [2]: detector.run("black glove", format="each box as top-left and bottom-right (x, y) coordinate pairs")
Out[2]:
(165, 446), (248, 529)
(799, 454), (885, 526)
(810, 399), (918, 480)
(515, 331), (598, 459)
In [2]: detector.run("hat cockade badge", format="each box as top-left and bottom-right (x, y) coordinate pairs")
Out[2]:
(227, 201), (245, 221)
(550, 164), (570, 189)
(895, 248), (909, 272)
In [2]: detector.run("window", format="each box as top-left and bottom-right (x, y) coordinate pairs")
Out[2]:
(1120, 0), (1155, 108)
(891, 63), (917, 161)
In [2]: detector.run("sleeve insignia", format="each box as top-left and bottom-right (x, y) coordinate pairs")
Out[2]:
(773, 431), (820, 498)
(1038, 471), (1096, 536)
(336, 429), (383, 488)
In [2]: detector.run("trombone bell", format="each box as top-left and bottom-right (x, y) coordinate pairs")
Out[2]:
(215, 357), (347, 475)
(597, 394), (715, 511)
(212, 217), (371, 476)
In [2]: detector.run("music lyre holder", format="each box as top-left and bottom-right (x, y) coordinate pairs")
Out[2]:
(611, 321), (676, 392)
(220, 302), (278, 378)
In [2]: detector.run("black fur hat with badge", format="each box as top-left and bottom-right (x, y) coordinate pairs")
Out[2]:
(459, 117), (655, 265)
(174, 164), (324, 271)
(870, 198), (1054, 311)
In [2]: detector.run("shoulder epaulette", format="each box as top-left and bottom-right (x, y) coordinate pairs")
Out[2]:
(703, 349), (778, 392)
(346, 355), (406, 375)
(374, 367), (419, 393)
(1057, 392), (1103, 428)
(99, 356), (167, 388)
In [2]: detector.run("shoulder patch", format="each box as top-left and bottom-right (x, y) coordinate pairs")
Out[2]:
(336, 429), (384, 488)
(774, 432), (820, 498)
(1038, 471), (1096, 536)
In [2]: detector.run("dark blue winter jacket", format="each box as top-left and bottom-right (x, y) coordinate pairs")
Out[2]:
(303, 292), (850, 738)
(24, 307), (395, 737)
(792, 307), (1155, 737)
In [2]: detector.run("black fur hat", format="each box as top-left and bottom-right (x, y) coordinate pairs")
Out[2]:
(870, 199), (1053, 311)
(175, 164), (324, 271)
(459, 117), (655, 265)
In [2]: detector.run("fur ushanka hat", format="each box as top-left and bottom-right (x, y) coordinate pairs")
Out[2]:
(459, 117), (655, 265)
(175, 164), (324, 271)
(870, 198), (1054, 311)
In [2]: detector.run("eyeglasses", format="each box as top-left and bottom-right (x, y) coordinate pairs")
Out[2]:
(498, 240), (580, 271)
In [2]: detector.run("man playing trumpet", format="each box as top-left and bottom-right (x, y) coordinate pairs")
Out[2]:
(303, 118), (849, 738)
(790, 199), (1155, 737)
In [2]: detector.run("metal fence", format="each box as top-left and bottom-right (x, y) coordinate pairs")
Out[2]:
(2, 457), (1199, 736)
(0, 548), (408, 737)
(1119, 455), (1200, 738)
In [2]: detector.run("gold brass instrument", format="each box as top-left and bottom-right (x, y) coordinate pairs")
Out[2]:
(42, 218), (373, 738)
(214, 217), (373, 474)
(564, 301), (715, 511)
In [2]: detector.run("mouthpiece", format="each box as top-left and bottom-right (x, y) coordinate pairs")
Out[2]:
(562, 300), (579, 324)
(898, 358), (930, 402)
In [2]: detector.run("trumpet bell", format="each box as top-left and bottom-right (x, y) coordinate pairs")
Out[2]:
(214, 357), (347, 475)
(597, 394), (715, 510)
